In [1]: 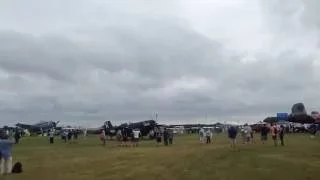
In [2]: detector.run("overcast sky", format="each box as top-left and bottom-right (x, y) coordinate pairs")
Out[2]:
(1, 0), (320, 127)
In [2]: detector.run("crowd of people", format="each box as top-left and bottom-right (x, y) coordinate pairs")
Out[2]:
(99, 128), (175, 147)
(196, 123), (297, 149)
(1, 122), (319, 176)
(225, 123), (288, 149)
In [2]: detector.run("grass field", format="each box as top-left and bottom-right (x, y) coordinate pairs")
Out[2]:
(4, 133), (320, 180)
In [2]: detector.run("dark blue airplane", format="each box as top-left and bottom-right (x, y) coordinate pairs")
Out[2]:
(16, 121), (59, 134)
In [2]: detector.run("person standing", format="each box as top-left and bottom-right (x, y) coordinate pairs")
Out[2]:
(14, 130), (21, 144)
(168, 129), (174, 145)
(205, 129), (212, 144)
(132, 129), (141, 147)
(49, 129), (54, 144)
(62, 130), (68, 143)
(260, 124), (269, 144)
(67, 130), (73, 144)
(270, 124), (278, 147)
(279, 125), (285, 146)
(155, 130), (162, 146)
(163, 129), (169, 146)
(228, 126), (238, 149)
(244, 124), (252, 144)
(121, 128), (129, 147)
(0, 136), (14, 175)
(99, 130), (106, 146)
(83, 128), (87, 140)
(199, 128), (205, 143)
(73, 130), (78, 143)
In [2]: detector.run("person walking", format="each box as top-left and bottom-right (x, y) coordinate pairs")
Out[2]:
(279, 125), (285, 146)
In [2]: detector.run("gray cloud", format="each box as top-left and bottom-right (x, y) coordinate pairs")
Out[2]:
(0, 0), (320, 127)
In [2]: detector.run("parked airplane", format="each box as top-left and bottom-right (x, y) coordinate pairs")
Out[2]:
(311, 111), (320, 123)
(102, 120), (158, 139)
(16, 121), (59, 135)
(288, 103), (315, 124)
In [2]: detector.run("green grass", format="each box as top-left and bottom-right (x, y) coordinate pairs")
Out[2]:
(4, 134), (320, 180)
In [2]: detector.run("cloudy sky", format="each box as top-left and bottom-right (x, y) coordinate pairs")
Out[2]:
(1, 0), (320, 127)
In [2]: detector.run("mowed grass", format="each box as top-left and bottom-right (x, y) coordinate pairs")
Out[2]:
(4, 133), (320, 180)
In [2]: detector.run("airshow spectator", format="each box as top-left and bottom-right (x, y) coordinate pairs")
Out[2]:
(199, 128), (205, 143)
(163, 129), (169, 146)
(243, 124), (252, 144)
(279, 125), (285, 146)
(14, 130), (21, 144)
(155, 130), (162, 146)
(99, 130), (106, 146)
(0, 135), (14, 175)
(132, 129), (141, 147)
(260, 124), (269, 144)
(121, 128), (129, 147)
(270, 123), (278, 147)
(168, 129), (174, 145)
(49, 129), (54, 144)
(205, 129), (212, 144)
(228, 126), (238, 149)
(67, 130), (73, 143)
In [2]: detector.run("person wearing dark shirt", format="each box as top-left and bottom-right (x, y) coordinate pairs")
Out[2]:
(122, 128), (129, 147)
(163, 129), (169, 146)
(260, 124), (269, 144)
(279, 125), (285, 146)
(155, 130), (162, 147)
(14, 130), (21, 144)
(228, 126), (238, 149)
(168, 130), (174, 145)
(67, 131), (73, 144)
(73, 130), (78, 142)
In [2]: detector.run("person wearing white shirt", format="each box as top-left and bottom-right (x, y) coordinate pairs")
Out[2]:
(244, 124), (252, 144)
(199, 128), (205, 143)
(131, 129), (141, 147)
(205, 130), (212, 144)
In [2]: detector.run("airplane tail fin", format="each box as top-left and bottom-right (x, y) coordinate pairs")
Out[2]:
(104, 121), (113, 129)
